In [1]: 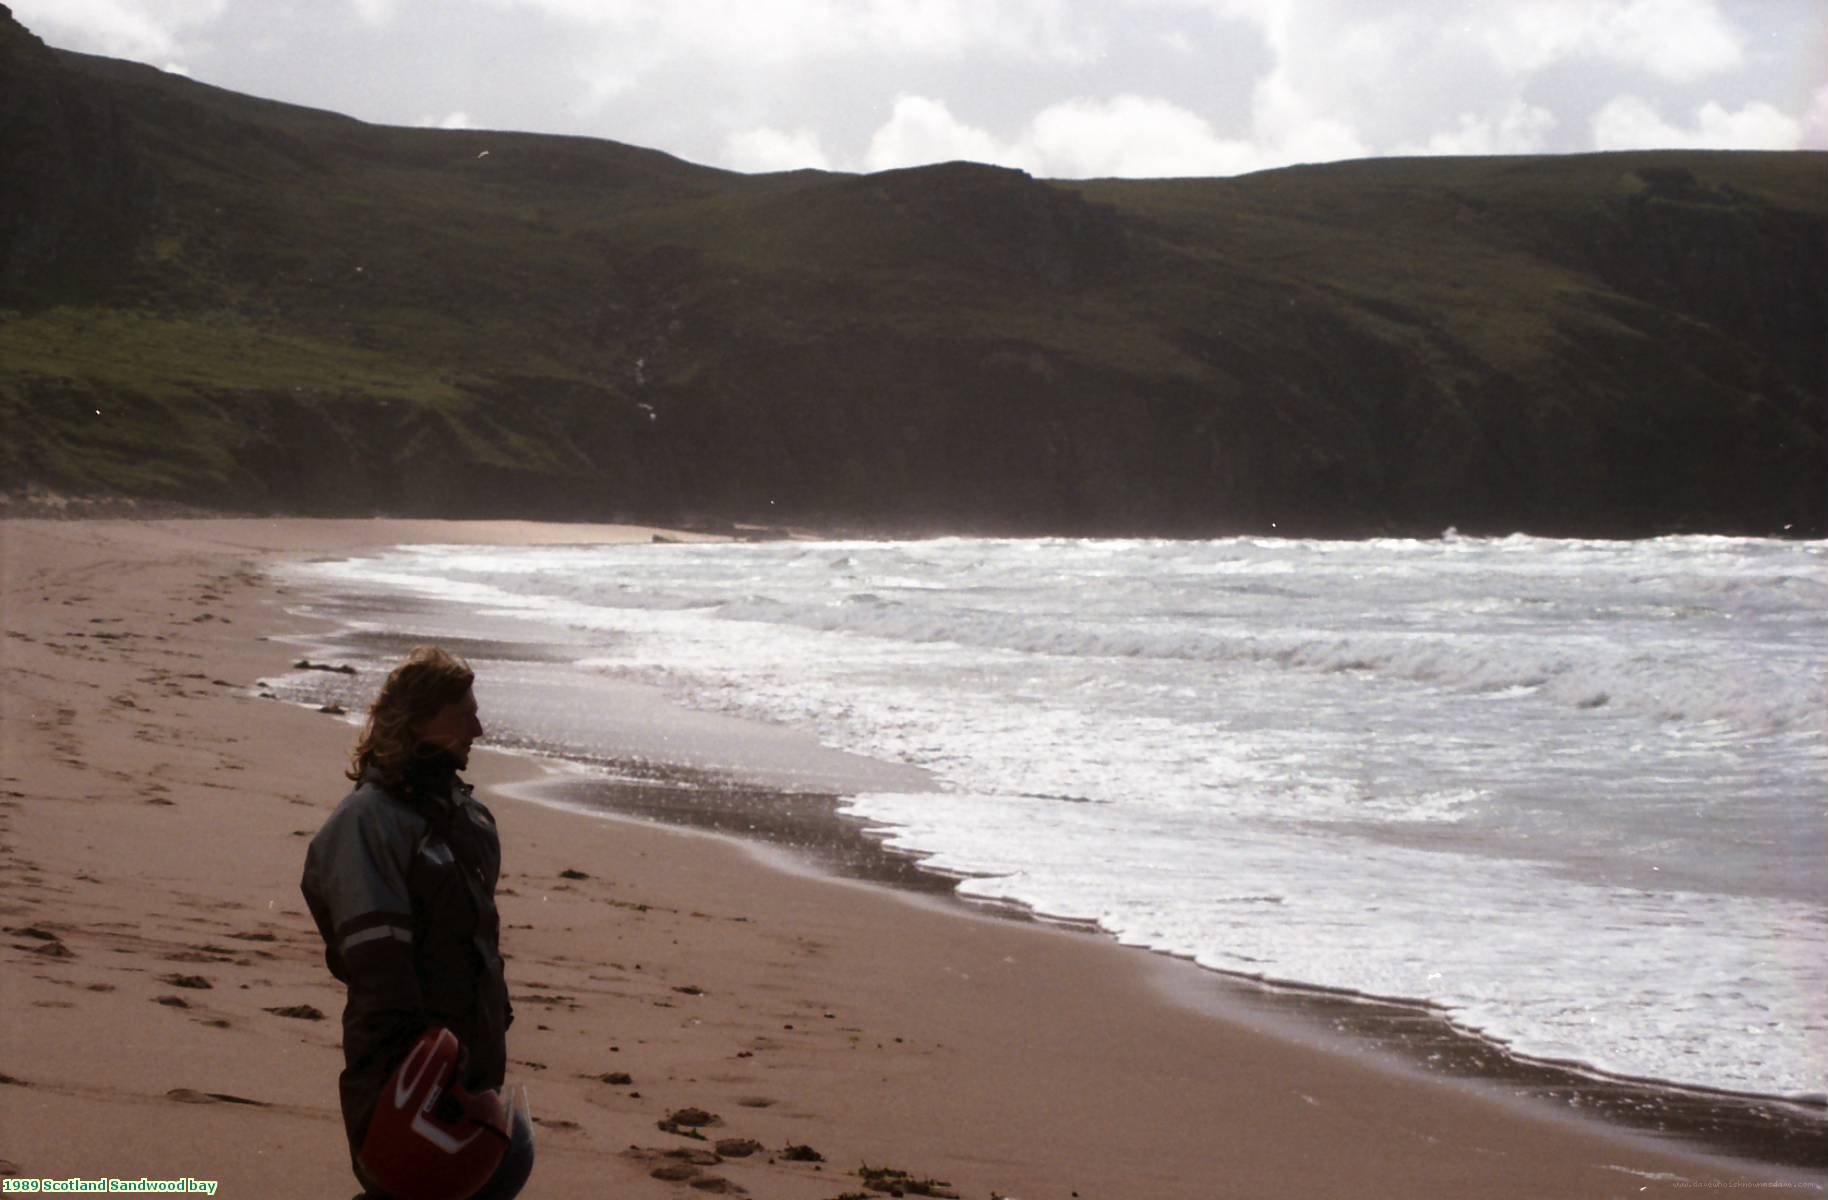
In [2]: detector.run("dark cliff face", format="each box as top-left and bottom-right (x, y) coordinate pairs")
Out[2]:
(1531, 167), (1826, 534)
(0, 6), (156, 301)
(1555, 166), (1827, 412)
(1, 8), (1823, 537)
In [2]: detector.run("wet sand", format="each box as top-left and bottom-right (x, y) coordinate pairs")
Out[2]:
(2, 517), (1821, 1198)
(526, 766), (1828, 1173)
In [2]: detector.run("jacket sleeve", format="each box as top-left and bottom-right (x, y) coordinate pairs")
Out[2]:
(301, 797), (428, 1080)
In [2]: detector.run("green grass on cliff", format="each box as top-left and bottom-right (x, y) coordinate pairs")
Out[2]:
(3, 25), (1824, 531)
(0, 306), (453, 398)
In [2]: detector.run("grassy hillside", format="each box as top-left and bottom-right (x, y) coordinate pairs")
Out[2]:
(2, 7), (1822, 534)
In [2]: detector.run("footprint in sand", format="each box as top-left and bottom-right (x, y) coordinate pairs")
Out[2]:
(166, 947), (236, 964)
(623, 1148), (745, 1193)
(263, 1003), (325, 1020)
(165, 1088), (267, 1107)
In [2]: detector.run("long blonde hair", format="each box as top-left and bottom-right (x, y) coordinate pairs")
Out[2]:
(347, 645), (476, 784)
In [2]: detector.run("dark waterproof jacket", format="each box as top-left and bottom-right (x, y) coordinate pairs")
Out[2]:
(301, 756), (512, 1155)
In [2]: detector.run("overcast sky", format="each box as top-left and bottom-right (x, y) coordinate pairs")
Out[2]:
(17, 0), (1828, 178)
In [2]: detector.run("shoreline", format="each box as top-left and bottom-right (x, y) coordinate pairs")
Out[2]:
(267, 534), (1828, 1168)
(4, 517), (1822, 1199)
(270, 524), (1828, 1169)
(504, 759), (1828, 1173)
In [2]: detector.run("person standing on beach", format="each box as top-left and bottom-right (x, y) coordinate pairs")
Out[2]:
(301, 646), (533, 1200)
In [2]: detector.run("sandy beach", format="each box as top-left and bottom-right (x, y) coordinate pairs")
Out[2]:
(2, 517), (1819, 1199)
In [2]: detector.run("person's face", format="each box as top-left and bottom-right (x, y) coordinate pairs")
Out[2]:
(415, 689), (483, 768)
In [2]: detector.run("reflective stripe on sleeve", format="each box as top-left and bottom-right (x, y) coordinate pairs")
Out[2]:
(339, 923), (413, 953)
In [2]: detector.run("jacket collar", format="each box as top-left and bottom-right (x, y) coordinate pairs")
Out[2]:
(361, 752), (467, 812)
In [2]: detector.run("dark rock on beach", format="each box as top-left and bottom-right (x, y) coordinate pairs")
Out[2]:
(293, 660), (357, 675)
(664, 1107), (719, 1127)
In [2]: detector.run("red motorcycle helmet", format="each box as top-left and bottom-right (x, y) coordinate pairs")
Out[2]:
(358, 1027), (518, 1200)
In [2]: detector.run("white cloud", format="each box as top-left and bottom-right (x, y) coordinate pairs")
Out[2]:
(1154, 29), (1196, 55)
(1403, 100), (1558, 156)
(1592, 94), (1802, 151)
(1108, 0), (1768, 170)
(486, 0), (1102, 67)
(14, 0), (1814, 186)
(1026, 94), (1264, 177)
(420, 111), (474, 129)
(11, 0), (227, 59)
(856, 89), (1371, 179)
(1802, 85), (1828, 152)
(723, 126), (832, 172)
(1246, 68), (1370, 166)
(864, 95), (1017, 172)
(1478, 0), (1743, 83)
(1107, 1), (1431, 168)
(864, 0), (1102, 63)
(1176, 0), (1745, 86)
(348, 0), (401, 27)
(571, 68), (642, 117)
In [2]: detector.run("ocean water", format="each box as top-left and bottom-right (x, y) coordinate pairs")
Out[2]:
(289, 535), (1828, 1101)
